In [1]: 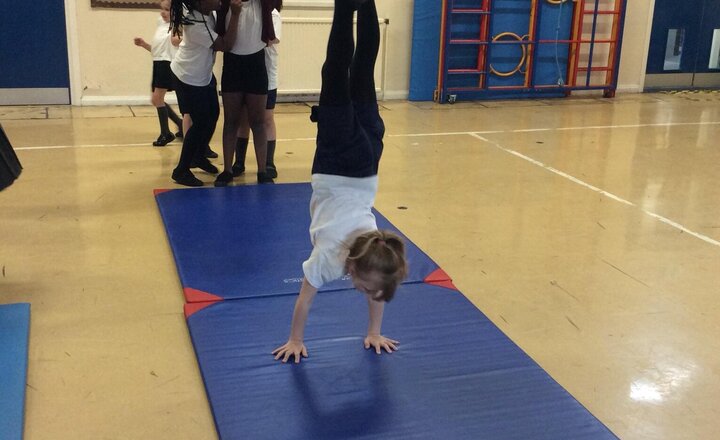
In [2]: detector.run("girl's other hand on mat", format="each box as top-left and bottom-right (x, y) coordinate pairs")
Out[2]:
(364, 334), (399, 354)
(272, 340), (308, 363)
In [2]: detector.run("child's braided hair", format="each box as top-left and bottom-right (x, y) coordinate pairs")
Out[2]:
(169, 0), (197, 37)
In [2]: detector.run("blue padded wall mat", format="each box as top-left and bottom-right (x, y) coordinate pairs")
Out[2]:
(0, 303), (31, 440)
(187, 284), (617, 440)
(409, 0), (442, 101)
(155, 184), (447, 302)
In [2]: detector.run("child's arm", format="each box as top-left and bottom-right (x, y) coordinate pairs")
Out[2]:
(133, 37), (151, 52)
(364, 297), (399, 354)
(211, 0), (242, 52)
(215, 0), (229, 35)
(272, 278), (318, 363)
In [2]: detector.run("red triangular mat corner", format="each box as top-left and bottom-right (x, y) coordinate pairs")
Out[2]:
(426, 278), (458, 290)
(153, 188), (172, 196)
(424, 268), (451, 283)
(184, 301), (218, 319)
(424, 268), (458, 290)
(184, 287), (224, 303)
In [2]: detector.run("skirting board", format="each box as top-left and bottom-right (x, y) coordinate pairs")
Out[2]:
(79, 90), (410, 106)
(74, 86), (639, 106)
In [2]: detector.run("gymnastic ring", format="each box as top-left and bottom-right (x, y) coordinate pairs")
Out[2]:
(489, 32), (527, 77)
(546, 0), (569, 4)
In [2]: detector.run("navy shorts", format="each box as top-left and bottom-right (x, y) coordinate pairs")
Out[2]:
(152, 60), (174, 91)
(311, 102), (385, 178)
(221, 50), (268, 95)
(173, 73), (219, 118)
(266, 89), (277, 110)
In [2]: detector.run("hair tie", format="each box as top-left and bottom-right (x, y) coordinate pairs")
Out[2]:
(378, 239), (386, 246)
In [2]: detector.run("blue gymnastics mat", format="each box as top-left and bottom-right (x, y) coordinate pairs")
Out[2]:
(186, 284), (617, 440)
(0, 303), (31, 440)
(155, 184), (449, 302)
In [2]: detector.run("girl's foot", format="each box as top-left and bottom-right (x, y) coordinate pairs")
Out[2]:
(214, 171), (233, 187)
(153, 132), (175, 147)
(231, 163), (245, 177)
(190, 158), (219, 174)
(172, 169), (203, 187)
(257, 171), (274, 184)
(205, 145), (219, 158)
(266, 165), (278, 179)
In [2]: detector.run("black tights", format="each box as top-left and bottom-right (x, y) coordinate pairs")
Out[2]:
(175, 78), (220, 172)
(319, 0), (380, 107)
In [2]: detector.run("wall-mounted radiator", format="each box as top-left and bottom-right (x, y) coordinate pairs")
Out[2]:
(277, 18), (389, 100)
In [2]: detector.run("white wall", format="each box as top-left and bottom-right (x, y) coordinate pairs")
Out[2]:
(65, 0), (654, 105)
(617, 0), (656, 92)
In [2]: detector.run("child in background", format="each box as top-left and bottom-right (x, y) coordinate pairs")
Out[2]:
(214, 0), (277, 186)
(168, 0), (242, 186)
(232, 0), (282, 179)
(133, 0), (184, 146)
(272, 0), (408, 364)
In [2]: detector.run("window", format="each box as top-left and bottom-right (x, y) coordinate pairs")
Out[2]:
(663, 29), (684, 71)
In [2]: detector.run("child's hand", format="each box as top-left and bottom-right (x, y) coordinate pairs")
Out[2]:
(133, 37), (146, 47)
(272, 340), (308, 363)
(364, 334), (399, 354)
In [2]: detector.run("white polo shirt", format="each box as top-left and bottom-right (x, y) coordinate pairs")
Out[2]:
(170, 10), (217, 86)
(302, 174), (379, 289)
(226, 0), (266, 55)
(266, 9), (281, 90)
(151, 17), (177, 61)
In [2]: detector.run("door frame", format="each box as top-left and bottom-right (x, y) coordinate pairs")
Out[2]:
(639, 0), (657, 91)
(64, 0), (83, 105)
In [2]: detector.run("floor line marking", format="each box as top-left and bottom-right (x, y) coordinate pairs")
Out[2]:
(13, 121), (720, 151)
(16, 143), (151, 151)
(513, 121), (720, 133)
(14, 139), (316, 151)
(469, 133), (720, 248)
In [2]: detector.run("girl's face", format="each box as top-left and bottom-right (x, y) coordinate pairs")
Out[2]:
(349, 266), (384, 301)
(160, 0), (170, 22)
(198, 0), (221, 14)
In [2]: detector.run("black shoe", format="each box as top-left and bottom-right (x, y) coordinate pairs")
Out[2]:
(214, 171), (233, 187)
(153, 132), (175, 147)
(257, 171), (274, 184)
(205, 146), (219, 158)
(231, 163), (245, 177)
(191, 158), (219, 174)
(266, 165), (278, 179)
(172, 169), (203, 187)
(175, 130), (183, 139)
(310, 105), (319, 123)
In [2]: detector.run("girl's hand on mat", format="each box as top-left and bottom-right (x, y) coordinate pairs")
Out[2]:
(272, 340), (308, 363)
(364, 335), (399, 354)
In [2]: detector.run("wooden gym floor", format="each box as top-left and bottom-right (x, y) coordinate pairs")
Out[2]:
(1, 92), (718, 439)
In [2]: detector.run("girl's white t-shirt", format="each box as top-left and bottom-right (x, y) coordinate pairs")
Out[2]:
(227, 0), (266, 55)
(265, 9), (281, 90)
(170, 10), (218, 86)
(151, 17), (177, 61)
(302, 174), (379, 289)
